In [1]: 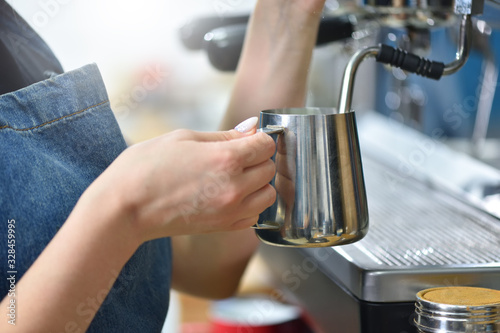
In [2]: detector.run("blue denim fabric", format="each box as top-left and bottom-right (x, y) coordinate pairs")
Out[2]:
(0, 64), (171, 332)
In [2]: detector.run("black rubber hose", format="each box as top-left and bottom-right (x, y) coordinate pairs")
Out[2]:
(375, 44), (445, 80)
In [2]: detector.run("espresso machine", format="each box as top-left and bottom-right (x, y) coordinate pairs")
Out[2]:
(181, 1), (500, 331)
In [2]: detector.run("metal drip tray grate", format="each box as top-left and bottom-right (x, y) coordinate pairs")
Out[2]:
(356, 157), (500, 267)
(306, 155), (500, 302)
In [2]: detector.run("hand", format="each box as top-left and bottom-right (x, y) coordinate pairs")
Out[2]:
(85, 122), (277, 243)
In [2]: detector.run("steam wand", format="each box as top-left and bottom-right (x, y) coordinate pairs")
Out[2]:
(338, 15), (472, 114)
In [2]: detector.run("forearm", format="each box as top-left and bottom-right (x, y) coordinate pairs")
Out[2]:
(0, 185), (139, 332)
(220, 0), (324, 130)
(171, 228), (259, 299)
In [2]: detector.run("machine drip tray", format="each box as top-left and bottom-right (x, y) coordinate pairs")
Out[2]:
(260, 241), (420, 333)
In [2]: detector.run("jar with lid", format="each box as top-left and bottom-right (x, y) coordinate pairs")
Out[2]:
(414, 286), (500, 333)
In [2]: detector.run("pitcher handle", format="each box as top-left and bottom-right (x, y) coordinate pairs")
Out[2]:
(257, 125), (285, 135)
(250, 222), (281, 230)
(250, 125), (284, 230)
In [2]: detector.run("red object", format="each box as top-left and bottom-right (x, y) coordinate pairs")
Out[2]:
(211, 318), (312, 333)
(209, 296), (314, 333)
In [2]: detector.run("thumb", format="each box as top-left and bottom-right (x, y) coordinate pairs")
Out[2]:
(187, 117), (259, 142)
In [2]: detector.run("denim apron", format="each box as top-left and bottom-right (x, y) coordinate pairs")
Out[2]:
(0, 64), (172, 332)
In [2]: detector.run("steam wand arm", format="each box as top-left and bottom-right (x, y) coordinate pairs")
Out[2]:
(338, 15), (472, 114)
(443, 14), (472, 76)
(337, 45), (445, 113)
(338, 46), (379, 114)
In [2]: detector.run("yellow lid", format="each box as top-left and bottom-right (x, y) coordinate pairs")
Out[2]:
(418, 286), (500, 306)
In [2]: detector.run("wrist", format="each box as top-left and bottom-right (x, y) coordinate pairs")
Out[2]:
(74, 175), (144, 253)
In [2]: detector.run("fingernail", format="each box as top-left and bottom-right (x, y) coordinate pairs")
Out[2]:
(234, 117), (258, 133)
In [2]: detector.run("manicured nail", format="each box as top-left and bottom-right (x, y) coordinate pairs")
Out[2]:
(234, 117), (258, 133)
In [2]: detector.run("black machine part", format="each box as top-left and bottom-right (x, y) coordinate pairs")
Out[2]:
(180, 15), (355, 71)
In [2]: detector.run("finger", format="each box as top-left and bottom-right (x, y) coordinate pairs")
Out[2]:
(242, 184), (277, 213)
(181, 129), (246, 143)
(173, 126), (275, 168)
(179, 116), (259, 142)
(228, 132), (277, 168)
(229, 216), (260, 231)
(237, 159), (276, 196)
(231, 184), (277, 229)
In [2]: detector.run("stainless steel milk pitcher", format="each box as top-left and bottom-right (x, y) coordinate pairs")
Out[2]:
(253, 108), (369, 247)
